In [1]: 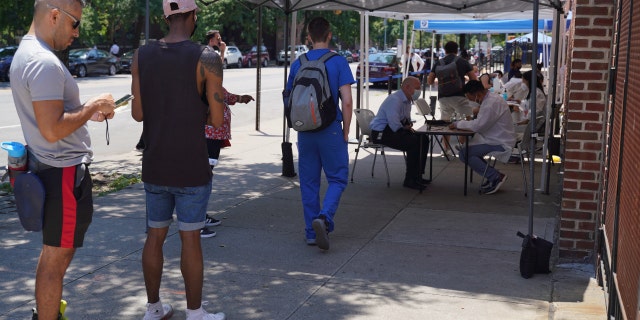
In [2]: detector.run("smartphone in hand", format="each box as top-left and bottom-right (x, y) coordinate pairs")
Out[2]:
(115, 94), (134, 108)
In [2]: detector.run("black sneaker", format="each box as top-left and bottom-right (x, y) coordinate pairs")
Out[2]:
(483, 174), (508, 195)
(312, 218), (330, 250)
(200, 227), (217, 238)
(403, 178), (424, 190)
(205, 215), (221, 227)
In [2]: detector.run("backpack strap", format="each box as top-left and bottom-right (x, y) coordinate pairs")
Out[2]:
(317, 51), (339, 64)
(300, 53), (309, 63)
(440, 55), (459, 66)
(315, 51), (339, 102)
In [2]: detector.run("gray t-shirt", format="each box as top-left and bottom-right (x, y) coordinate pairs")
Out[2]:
(10, 35), (92, 168)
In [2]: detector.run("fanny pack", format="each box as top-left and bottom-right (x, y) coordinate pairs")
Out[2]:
(14, 151), (88, 232)
(14, 172), (45, 232)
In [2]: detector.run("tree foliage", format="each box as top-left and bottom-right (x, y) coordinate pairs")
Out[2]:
(0, 0), (33, 46)
(0, 1), (507, 55)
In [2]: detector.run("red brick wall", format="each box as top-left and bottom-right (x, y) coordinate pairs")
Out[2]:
(561, 0), (613, 260)
(599, 0), (640, 317)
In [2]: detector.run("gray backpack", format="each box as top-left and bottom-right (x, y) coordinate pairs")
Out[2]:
(286, 52), (338, 132)
(436, 56), (463, 96)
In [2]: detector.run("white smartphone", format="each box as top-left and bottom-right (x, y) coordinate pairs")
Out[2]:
(115, 94), (134, 108)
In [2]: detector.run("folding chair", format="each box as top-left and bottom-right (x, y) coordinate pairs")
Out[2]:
(516, 116), (546, 197)
(414, 98), (454, 160)
(480, 148), (513, 194)
(351, 109), (391, 187)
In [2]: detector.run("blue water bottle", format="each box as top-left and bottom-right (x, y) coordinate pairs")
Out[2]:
(1, 141), (27, 187)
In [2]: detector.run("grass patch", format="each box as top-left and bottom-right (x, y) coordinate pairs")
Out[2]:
(0, 182), (12, 194)
(0, 173), (141, 196)
(95, 173), (141, 196)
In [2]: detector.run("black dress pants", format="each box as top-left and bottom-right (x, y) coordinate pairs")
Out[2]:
(372, 126), (429, 180)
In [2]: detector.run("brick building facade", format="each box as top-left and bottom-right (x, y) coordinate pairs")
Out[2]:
(562, 0), (639, 317)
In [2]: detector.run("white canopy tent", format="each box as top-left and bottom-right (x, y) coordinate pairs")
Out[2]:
(237, 0), (566, 237)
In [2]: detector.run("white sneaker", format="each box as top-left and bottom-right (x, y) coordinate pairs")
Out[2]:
(142, 301), (173, 320)
(185, 306), (226, 320)
(442, 149), (455, 158)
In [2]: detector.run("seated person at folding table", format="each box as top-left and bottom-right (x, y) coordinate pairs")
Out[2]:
(504, 72), (526, 102)
(448, 80), (515, 195)
(512, 70), (547, 152)
(370, 76), (430, 190)
(512, 70), (546, 126)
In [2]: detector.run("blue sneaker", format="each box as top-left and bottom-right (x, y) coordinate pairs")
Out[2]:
(482, 174), (507, 195)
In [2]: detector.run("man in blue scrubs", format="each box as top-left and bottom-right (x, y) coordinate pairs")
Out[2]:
(285, 17), (355, 251)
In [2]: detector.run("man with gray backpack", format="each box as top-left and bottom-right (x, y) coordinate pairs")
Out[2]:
(284, 17), (354, 251)
(427, 41), (477, 157)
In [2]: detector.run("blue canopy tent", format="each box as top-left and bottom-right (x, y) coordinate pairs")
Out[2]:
(412, 19), (554, 34)
(505, 32), (553, 72)
(411, 19), (567, 74)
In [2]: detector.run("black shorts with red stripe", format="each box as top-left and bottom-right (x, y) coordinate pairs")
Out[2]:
(37, 164), (93, 248)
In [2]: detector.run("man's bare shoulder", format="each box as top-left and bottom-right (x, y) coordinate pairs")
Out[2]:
(200, 46), (223, 76)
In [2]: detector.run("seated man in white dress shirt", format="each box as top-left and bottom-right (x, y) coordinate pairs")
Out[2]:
(449, 80), (515, 194)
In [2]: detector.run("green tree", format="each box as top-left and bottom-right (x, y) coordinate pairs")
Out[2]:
(198, 0), (281, 51)
(0, 0), (34, 45)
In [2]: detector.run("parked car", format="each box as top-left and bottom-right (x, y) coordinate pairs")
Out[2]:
(337, 50), (353, 63)
(243, 45), (270, 67)
(277, 45), (309, 65)
(118, 50), (134, 73)
(355, 52), (400, 87)
(0, 46), (17, 82)
(68, 48), (119, 77)
(222, 45), (243, 69)
(351, 50), (360, 62)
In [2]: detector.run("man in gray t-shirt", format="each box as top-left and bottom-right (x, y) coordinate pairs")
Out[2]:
(9, 1), (116, 318)
(427, 41), (478, 157)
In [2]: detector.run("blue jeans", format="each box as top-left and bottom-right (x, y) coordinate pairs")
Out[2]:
(297, 120), (348, 240)
(458, 144), (505, 183)
(144, 179), (212, 231)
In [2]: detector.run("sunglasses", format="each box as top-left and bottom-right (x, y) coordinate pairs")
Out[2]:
(47, 3), (81, 29)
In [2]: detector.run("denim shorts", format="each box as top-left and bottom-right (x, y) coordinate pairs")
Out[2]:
(144, 179), (212, 231)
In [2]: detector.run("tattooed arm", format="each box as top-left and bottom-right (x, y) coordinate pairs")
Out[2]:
(198, 46), (225, 128)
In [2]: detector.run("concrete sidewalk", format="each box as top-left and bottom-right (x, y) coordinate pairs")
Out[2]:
(0, 91), (605, 319)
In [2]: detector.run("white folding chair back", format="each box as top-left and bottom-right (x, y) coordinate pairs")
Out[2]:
(351, 109), (391, 187)
(355, 108), (375, 136)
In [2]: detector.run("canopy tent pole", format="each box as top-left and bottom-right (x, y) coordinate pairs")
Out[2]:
(429, 31), (436, 96)
(541, 7), (564, 193)
(358, 11), (365, 111)
(281, 2), (297, 177)
(289, 11), (297, 68)
(282, 11), (289, 142)
(365, 12), (370, 110)
(255, 5), (262, 131)
(404, 29), (416, 80)
(527, 0), (540, 237)
(486, 33), (492, 73)
(402, 19), (408, 80)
